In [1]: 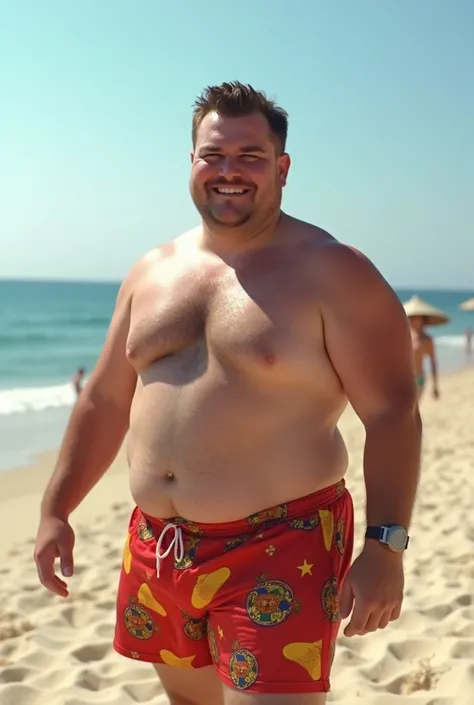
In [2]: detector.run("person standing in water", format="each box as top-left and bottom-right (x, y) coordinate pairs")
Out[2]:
(466, 329), (472, 357)
(403, 296), (450, 400)
(72, 368), (85, 397)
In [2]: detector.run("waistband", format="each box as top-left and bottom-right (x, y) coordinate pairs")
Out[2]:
(140, 479), (347, 538)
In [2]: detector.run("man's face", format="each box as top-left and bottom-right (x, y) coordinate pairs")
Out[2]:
(190, 111), (290, 234)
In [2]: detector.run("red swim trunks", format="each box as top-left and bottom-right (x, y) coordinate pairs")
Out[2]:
(113, 480), (354, 694)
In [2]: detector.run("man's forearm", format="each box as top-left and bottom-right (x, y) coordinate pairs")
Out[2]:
(41, 392), (129, 519)
(362, 408), (422, 529)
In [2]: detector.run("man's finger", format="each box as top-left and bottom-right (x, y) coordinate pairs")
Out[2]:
(58, 536), (75, 578)
(344, 600), (371, 637)
(37, 562), (69, 597)
(35, 549), (68, 597)
(389, 602), (402, 622)
(360, 608), (386, 634)
(340, 580), (354, 620)
(377, 610), (392, 630)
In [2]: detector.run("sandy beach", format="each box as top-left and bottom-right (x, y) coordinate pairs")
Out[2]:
(0, 368), (473, 705)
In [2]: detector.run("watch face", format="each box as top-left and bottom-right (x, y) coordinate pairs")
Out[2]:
(388, 526), (407, 551)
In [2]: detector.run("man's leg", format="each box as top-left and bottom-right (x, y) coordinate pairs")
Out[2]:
(153, 664), (224, 705)
(222, 688), (327, 705)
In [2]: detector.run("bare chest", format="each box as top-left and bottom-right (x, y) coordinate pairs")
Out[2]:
(126, 267), (321, 379)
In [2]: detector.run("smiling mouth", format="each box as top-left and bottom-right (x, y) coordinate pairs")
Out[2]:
(212, 186), (250, 196)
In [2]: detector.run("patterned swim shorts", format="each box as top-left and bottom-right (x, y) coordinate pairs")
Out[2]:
(113, 480), (354, 694)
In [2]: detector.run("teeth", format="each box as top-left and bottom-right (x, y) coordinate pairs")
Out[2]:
(216, 188), (245, 194)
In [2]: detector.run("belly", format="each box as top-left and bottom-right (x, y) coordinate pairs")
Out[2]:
(127, 352), (349, 522)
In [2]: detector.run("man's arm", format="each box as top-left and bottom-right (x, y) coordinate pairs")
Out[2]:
(317, 242), (422, 636)
(40, 268), (139, 520)
(319, 244), (422, 531)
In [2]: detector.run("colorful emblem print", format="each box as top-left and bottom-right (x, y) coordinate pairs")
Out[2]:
(181, 611), (206, 641)
(175, 535), (201, 570)
(137, 518), (154, 541)
(175, 518), (203, 535)
(321, 577), (340, 622)
(207, 624), (219, 664)
(247, 504), (288, 527)
(229, 648), (258, 689)
(288, 515), (320, 531)
(246, 579), (294, 626)
(123, 604), (155, 640)
(334, 518), (345, 555)
(224, 534), (252, 553)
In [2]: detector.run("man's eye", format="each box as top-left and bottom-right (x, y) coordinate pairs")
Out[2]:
(203, 153), (222, 160)
(241, 154), (260, 162)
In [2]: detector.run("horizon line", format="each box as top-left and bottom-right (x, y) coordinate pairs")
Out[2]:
(0, 275), (473, 294)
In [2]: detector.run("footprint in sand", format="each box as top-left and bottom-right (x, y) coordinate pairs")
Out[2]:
(71, 642), (111, 663)
(0, 666), (31, 683)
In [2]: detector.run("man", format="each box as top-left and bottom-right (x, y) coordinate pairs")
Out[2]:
(35, 82), (422, 705)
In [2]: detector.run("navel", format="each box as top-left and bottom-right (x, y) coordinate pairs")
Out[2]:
(263, 353), (276, 366)
(164, 471), (175, 482)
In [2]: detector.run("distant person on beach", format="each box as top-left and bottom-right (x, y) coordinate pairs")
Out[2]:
(466, 329), (473, 356)
(72, 368), (85, 397)
(403, 295), (449, 402)
(408, 318), (439, 400)
(35, 82), (421, 704)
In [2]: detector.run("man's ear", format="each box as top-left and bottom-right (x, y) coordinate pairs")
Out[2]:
(278, 152), (291, 187)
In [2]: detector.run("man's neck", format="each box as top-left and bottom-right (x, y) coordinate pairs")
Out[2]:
(200, 211), (286, 258)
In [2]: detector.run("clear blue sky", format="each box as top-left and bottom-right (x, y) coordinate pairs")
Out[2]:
(2, 0), (473, 289)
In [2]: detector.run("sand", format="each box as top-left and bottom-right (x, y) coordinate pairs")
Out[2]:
(0, 368), (473, 704)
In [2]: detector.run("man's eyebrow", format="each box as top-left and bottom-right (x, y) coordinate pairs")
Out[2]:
(197, 144), (267, 153)
(238, 145), (266, 154)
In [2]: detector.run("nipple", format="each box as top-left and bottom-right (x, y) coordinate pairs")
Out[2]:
(164, 471), (175, 482)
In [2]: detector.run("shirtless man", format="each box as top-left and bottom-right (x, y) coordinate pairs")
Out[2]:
(408, 316), (439, 399)
(34, 82), (422, 705)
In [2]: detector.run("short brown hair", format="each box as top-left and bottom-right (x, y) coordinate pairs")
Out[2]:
(192, 81), (289, 153)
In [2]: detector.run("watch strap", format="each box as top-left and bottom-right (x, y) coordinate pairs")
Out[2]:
(365, 525), (385, 542)
(365, 525), (409, 549)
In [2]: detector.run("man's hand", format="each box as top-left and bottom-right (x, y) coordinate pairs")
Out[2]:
(34, 516), (75, 598)
(340, 542), (404, 637)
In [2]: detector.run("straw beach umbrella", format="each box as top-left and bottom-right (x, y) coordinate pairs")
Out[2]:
(402, 295), (450, 326)
(459, 297), (474, 312)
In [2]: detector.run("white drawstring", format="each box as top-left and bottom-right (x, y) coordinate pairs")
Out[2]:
(155, 523), (184, 577)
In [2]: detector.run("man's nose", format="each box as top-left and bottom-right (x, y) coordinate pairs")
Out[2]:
(218, 156), (242, 178)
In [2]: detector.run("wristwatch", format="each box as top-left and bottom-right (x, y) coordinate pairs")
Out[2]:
(365, 525), (409, 552)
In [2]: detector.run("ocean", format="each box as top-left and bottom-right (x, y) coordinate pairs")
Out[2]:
(1, 279), (473, 471)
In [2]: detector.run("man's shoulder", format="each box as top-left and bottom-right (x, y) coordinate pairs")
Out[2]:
(293, 222), (378, 280)
(292, 223), (400, 314)
(123, 228), (200, 289)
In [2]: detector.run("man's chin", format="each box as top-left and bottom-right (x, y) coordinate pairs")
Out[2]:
(206, 211), (252, 229)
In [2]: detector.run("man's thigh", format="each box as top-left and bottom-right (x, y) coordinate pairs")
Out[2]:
(222, 688), (327, 705)
(153, 664), (224, 705)
(153, 664), (327, 705)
